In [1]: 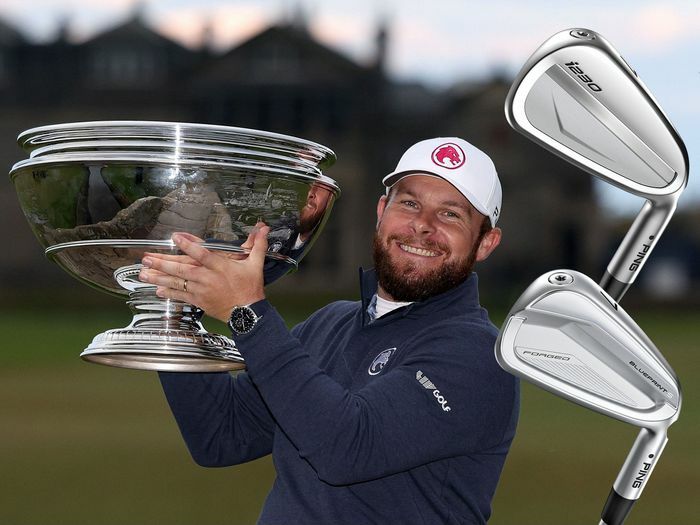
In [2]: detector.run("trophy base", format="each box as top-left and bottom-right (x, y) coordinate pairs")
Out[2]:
(81, 267), (245, 372)
(81, 328), (245, 372)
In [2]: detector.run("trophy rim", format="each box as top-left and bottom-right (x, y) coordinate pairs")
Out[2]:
(26, 139), (323, 171)
(17, 120), (336, 165)
(45, 239), (298, 263)
(81, 353), (246, 372)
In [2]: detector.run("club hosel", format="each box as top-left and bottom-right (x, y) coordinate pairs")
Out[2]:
(612, 428), (668, 500)
(602, 197), (677, 301)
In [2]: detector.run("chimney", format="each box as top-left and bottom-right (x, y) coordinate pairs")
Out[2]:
(373, 18), (388, 73)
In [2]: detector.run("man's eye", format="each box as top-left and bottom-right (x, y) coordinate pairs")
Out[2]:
(401, 200), (418, 208)
(444, 210), (460, 219)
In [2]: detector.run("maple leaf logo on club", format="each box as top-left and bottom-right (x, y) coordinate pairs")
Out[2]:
(431, 143), (466, 170)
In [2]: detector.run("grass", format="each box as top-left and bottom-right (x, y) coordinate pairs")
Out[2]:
(0, 362), (274, 525)
(1, 298), (698, 524)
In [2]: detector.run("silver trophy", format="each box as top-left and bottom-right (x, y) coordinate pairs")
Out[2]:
(11, 121), (339, 372)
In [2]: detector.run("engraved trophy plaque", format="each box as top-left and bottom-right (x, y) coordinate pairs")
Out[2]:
(11, 121), (339, 372)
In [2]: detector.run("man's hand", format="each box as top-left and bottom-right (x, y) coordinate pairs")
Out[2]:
(139, 224), (270, 322)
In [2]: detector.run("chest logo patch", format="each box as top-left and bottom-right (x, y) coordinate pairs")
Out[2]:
(368, 347), (396, 376)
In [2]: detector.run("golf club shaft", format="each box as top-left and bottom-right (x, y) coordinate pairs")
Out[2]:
(600, 198), (676, 301)
(599, 428), (668, 525)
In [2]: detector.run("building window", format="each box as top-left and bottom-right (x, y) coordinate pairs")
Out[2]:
(89, 48), (158, 87)
(257, 44), (300, 75)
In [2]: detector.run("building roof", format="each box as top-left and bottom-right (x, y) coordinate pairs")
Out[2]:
(81, 11), (187, 52)
(191, 24), (375, 87)
(0, 17), (26, 47)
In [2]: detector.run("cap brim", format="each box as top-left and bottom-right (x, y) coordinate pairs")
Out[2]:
(382, 170), (442, 188)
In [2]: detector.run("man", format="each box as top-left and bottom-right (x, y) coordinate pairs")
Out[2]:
(140, 137), (520, 524)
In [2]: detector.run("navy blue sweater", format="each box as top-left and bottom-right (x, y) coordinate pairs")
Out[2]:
(160, 271), (519, 524)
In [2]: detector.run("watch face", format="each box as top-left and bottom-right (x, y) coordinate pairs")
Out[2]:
(230, 306), (257, 334)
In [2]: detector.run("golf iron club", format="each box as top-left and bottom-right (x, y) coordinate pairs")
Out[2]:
(505, 28), (689, 302)
(495, 269), (681, 525)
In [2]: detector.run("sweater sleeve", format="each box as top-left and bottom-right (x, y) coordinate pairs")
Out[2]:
(237, 300), (518, 486)
(158, 370), (276, 467)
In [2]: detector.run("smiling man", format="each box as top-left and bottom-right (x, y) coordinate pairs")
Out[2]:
(146, 137), (520, 525)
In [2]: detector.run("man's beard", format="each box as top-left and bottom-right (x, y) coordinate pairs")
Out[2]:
(372, 233), (480, 302)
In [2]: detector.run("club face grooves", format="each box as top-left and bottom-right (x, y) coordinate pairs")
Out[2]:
(495, 270), (681, 430)
(505, 28), (688, 200)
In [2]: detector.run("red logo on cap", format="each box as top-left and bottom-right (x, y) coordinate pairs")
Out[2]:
(431, 143), (466, 170)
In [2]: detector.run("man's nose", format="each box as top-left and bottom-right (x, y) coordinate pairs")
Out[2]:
(410, 210), (436, 235)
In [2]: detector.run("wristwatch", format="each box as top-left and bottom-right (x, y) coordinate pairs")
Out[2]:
(228, 304), (262, 335)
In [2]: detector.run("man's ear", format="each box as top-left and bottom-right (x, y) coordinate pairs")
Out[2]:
(475, 227), (502, 262)
(376, 194), (388, 229)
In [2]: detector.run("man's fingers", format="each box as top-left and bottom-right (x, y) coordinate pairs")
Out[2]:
(241, 222), (264, 250)
(155, 285), (193, 304)
(139, 267), (197, 288)
(173, 231), (204, 243)
(247, 225), (270, 266)
(138, 267), (168, 282)
(241, 221), (267, 250)
(143, 252), (200, 266)
(221, 252), (248, 262)
(142, 254), (199, 280)
(172, 234), (217, 268)
(241, 231), (255, 251)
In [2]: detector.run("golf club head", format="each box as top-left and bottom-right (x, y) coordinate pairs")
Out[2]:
(505, 28), (689, 300)
(496, 269), (681, 429)
(496, 269), (682, 525)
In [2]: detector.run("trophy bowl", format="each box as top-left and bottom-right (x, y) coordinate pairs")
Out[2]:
(10, 121), (339, 372)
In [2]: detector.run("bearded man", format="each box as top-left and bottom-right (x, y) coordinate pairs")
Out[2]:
(140, 137), (520, 525)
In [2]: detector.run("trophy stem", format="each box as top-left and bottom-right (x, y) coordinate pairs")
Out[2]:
(80, 265), (245, 372)
(127, 288), (206, 331)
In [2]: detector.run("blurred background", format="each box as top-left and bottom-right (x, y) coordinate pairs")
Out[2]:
(1, 1), (698, 524)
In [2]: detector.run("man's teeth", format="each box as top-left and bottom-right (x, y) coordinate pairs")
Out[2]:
(399, 244), (439, 257)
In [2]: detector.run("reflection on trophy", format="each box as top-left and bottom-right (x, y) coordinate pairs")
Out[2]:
(10, 121), (339, 372)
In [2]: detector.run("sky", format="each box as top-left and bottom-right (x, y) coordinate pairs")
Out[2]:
(1, 0), (698, 216)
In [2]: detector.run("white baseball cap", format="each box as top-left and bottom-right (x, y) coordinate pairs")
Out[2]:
(382, 137), (502, 227)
